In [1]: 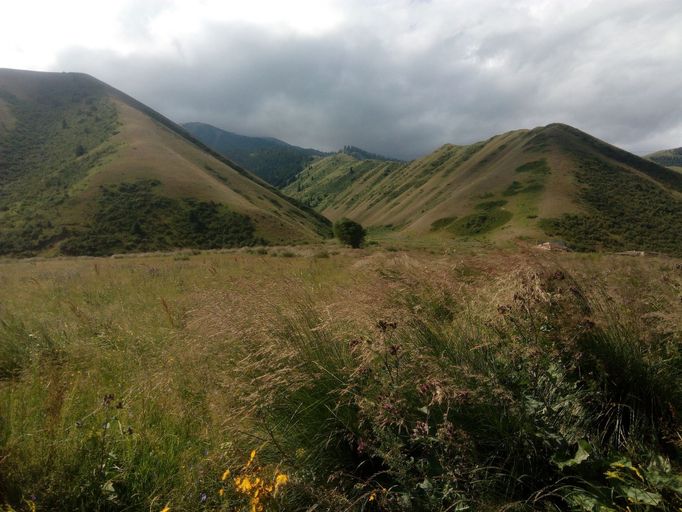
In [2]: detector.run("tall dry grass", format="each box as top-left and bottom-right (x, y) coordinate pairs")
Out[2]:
(0, 248), (680, 510)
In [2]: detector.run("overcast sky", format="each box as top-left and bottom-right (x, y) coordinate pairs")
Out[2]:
(1, 0), (680, 159)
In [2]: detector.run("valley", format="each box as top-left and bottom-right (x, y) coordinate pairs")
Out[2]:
(0, 67), (681, 512)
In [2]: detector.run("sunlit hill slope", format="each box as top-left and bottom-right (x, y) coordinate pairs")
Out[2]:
(285, 124), (682, 255)
(646, 147), (682, 172)
(0, 68), (330, 256)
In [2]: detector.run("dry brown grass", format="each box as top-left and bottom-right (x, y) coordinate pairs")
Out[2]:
(0, 246), (680, 509)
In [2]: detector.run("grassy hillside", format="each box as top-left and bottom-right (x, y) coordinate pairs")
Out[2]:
(183, 122), (326, 187)
(647, 147), (682, 172)
(285, 124), (682, 255)
(0, 69), (330, 256)
(1, 247), (680, 510)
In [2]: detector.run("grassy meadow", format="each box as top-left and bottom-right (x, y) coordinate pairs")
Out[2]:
(1, 243), (681, 511)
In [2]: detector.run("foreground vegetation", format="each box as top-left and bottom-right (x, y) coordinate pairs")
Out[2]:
(0, 245), (681, 510)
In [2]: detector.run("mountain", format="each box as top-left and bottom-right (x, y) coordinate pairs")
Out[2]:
(284, 123), (682, 255)
(0, 68), (330, 257)
(646, 147), (682, 171)
(339, 145), (400, 162)
(182, 122), (326, 187)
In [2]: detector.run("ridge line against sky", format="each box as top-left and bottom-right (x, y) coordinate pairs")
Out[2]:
(1, 0), (681, 159)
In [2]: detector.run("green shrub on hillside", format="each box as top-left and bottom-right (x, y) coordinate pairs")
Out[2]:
(61, 180), (262, 256)
(450, 207), (512, 236)
(541, 158), (682, 255)
(475, 199), (507, 210)
(333, 218), (366, 248)
(0, 83), (118, 256)
(515, 158), (550, 174)
(430, 217), (457, 231)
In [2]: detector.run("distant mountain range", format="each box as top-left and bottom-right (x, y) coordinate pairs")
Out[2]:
(182, 122), (326, 187)
(183, 122), (399, 187)
(0, 69), (330, 256)
(2, 67), (682, 257)
(284, 124), (682, 255)
(646, 147), (682, 171)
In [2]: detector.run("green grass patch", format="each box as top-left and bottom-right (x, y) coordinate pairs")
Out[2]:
(61, 180), (263, 256)
(450, 208), (512, 236)
(475, 199), (507, 210)
(503, 180), (545, 196)
(515, 158), (550, 174)
(0, 81), (119, 256)
(430, 216), (457, 231)
(541, 158), (682, 255)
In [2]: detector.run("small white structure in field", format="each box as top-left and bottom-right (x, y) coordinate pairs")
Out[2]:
(616, 250), (646, 257)
(535, 241), (570, 252)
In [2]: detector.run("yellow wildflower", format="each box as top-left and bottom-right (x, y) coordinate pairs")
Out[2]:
(275, 472), (289, 491)
(246, 449), (256, 465)
(221, 468), (231, 481)
(368, 491), (377, 502)
(611, 462), (644, 481)
(605, 470), (625, 481)
(218, 488), (224, 497)
(250, 497), (263, 512)
(160, 505), (171, 512)
(237, 476), (253, 492)
(631, 466), (644, 481)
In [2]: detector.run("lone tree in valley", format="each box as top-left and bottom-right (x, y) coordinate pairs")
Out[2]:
(334, 218), (366, 248)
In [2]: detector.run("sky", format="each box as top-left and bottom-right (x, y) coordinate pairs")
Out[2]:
(1, 0), (680, 159)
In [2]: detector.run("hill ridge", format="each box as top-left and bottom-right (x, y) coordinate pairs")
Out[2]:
(0, 68), (330, 256)
(646, 146), (682, 171)
(183, 121), (326, 187)
(284, 122), (682, 255)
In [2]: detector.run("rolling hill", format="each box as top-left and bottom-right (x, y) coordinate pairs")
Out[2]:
(0, 68), (330, 256)
(284, 124), (682, 255)
(646, 147), (682, 172)
(182, 122), (326, 187)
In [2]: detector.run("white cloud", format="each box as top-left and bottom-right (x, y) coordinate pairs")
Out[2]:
(1, 0), (680, 156)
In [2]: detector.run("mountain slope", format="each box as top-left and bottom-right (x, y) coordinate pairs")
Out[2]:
(182, 122), (325, 187)
(646, 147), (682, 172)
(0, 68), (330, 256)
(285, 124), (682, 255)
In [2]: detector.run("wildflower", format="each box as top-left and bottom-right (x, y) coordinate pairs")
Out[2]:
(236, 476), (253, 492)
(611, 462), (644, 481)
(274, 473), (289, 490)
(412, 421), (429, 438)
(632, 466), (644, 481)
(218, 488), (224, 497)
(605, 470), (625, 481)
(368, 491), (377, 502)
(246, 449), (257, 467)
(221, 468), (231, 481)
(160, 505), (170, 512)
(200, 492), (207, 503)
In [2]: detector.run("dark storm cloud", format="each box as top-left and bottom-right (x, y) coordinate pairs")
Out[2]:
(54, 1), (682, 159)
